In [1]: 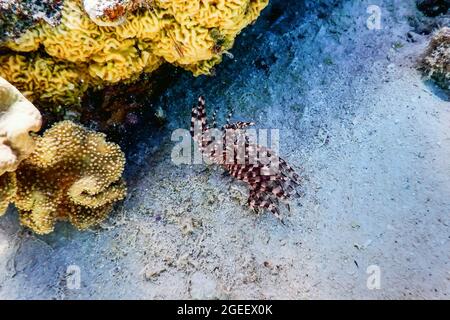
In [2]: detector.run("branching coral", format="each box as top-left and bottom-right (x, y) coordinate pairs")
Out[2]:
(0, 0), (269, 105)
(0, 76), (42, 176)
(0, 121), (127, 234)
(421, 27), (450, 92)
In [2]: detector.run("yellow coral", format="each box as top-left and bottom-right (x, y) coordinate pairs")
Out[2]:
(89, 38), (162, 83)
(0, 54), (91, 105)
(9, 121), (127, 234)
(116, 8), (162, 40)
(5, 28), (43, 53)
(0, 173), (16, 215)
(0, 0), (268, 105)
(40, 0), (110, 63)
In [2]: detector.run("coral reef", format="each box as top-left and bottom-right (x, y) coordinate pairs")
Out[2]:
(0, 0), (63, 43)
(0, 121), (127, 234)
(83, 0), (140, 26)
(0, 76), (42, 176)
(190, 97), (301, 221)
(0, 54), (91, 105)
(421, 27), (450, 92)
(0, 0), (269, 105)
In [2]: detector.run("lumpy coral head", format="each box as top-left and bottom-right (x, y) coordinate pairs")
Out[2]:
(0, 76), (42, 176)
(421, 27), (450, 91)
(0, 53), (92, 105)
(83, 0), (132, 26)
(0, 0), (269, 105)
(13, 121), (127, 234)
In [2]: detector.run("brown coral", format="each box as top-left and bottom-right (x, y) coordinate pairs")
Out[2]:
(421, 27), (450, 92)
(10, 121), (127, 234)
(0, 76), (42, 176)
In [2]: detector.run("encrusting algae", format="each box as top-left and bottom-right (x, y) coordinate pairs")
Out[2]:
(0, 0), (269, 105)
(0, 120), (127, 234)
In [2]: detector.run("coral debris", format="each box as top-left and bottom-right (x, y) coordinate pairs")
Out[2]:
(190, 97), (301, 221)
